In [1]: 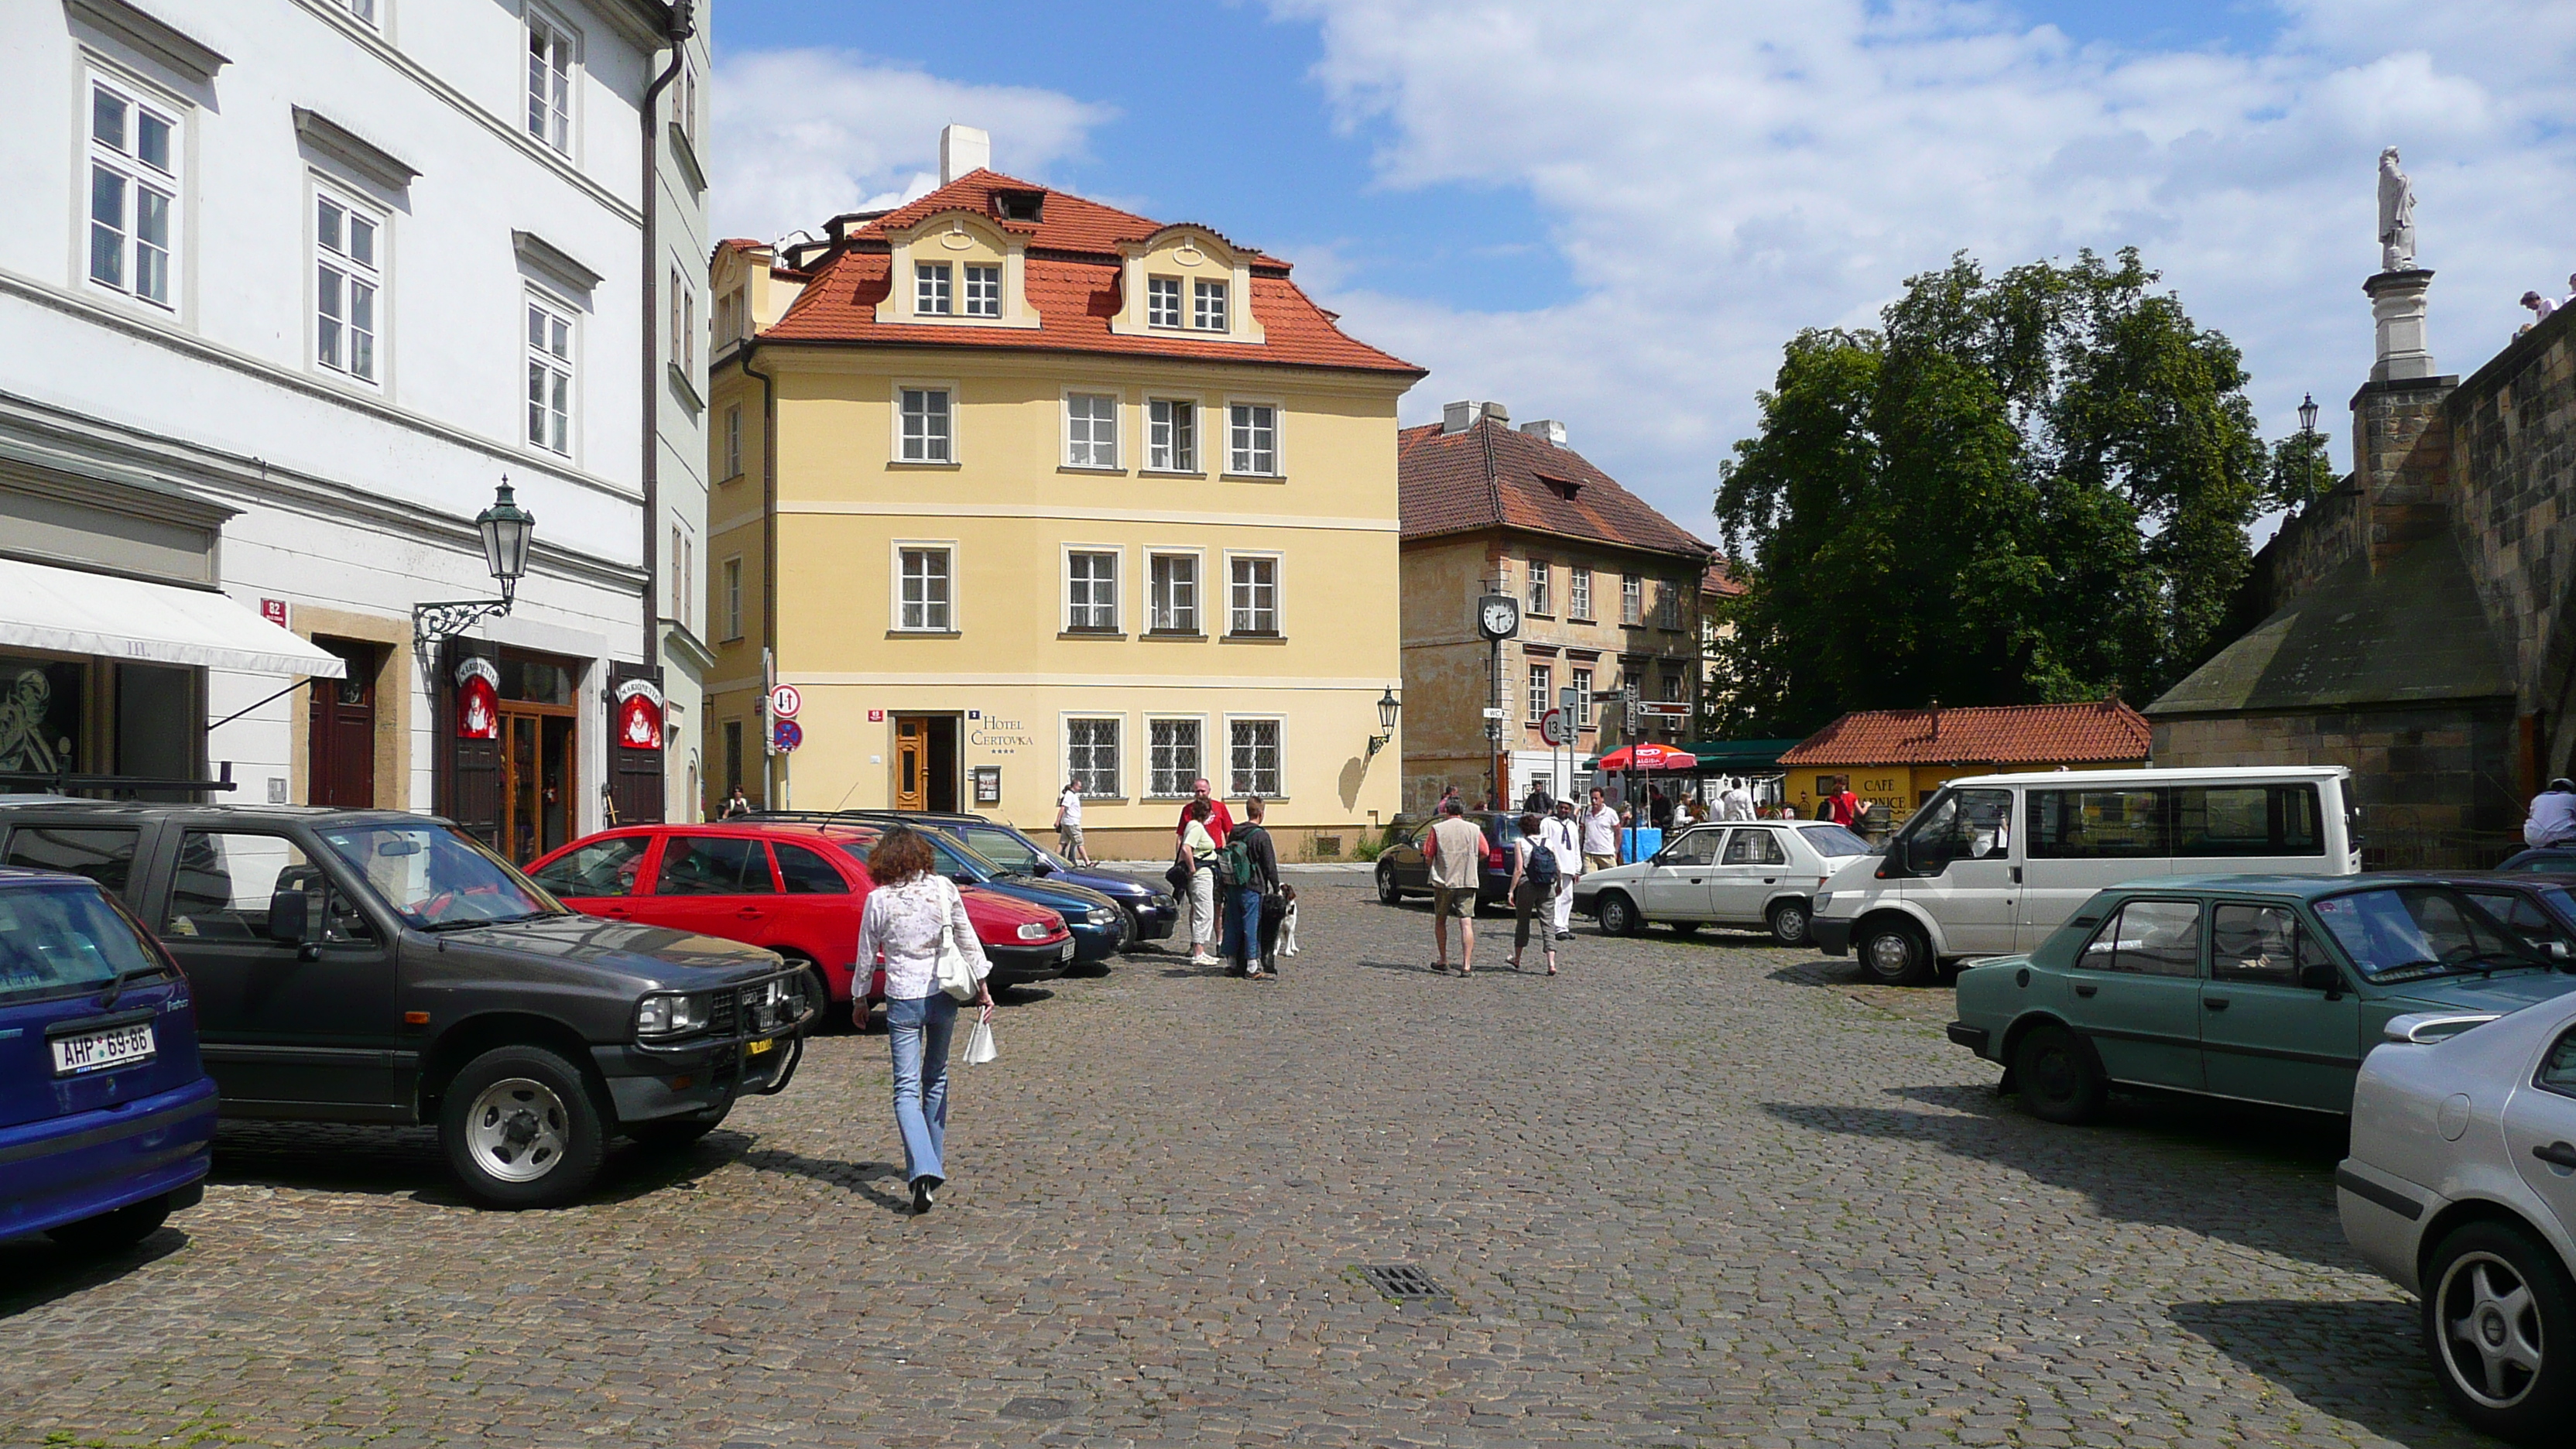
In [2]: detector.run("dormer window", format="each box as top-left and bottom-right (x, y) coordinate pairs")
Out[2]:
(916, 262), (952, 315)
(1540, 475), (1580, 502)
(1148, 276), (1182, 329)
(962, 265), (1000, 317)
(1194, 279), (1228, 331)
(993, 189), (1044, 222)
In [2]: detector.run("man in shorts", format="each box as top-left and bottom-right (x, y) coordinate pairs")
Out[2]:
(1425, 797), (1488, 975)
(1579, 787), (1619, 872)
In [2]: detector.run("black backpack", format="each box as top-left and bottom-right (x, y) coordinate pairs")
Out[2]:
(1523, 836), (1560, 890)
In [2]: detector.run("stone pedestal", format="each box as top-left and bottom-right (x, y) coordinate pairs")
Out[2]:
(2366, 269), (2437, 382)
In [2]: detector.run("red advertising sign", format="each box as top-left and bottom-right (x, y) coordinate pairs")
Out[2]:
(454, 657), (500, 740)
(615, 678), (664, 751)
(868, 708), (885, 722)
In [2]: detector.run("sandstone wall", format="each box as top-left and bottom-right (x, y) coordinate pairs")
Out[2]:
(2153, 701), (2519, 866)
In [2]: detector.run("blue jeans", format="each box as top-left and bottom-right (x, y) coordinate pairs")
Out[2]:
(885, 993), (958, 1184)
(1225, 886), (1264, 971)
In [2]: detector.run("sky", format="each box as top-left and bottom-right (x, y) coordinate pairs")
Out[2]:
(709, 1), (2576, 550)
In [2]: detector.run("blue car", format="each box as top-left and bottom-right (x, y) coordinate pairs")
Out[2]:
(1, 867), (217, 1250)
(919, 833), (1127, 964)
(864, 811), (1180, 947)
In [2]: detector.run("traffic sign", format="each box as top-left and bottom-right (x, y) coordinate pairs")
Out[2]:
(772, 719), (803, 752)
(1481, 707), (1506, 720)
(1540, 707), (1575, 745)
(768, 683), (802, 720)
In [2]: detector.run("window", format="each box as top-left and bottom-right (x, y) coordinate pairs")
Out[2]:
(1228, 403), (1277, 475)
(915, 261), (951, 315)
(1662, 673), (1684, 702)
(1526, 663), (1551, 723)
(670, 526), (684, 617)
(2078, 899), (2204, 978)
(2211, 903), (2334, 986)
(655, 835), (775, 895)
(87, 80), (177, 308)
(1663, 830), (1722, 866)
(1194, 278), (1228, 331)
(3, 827), (142, 902)
(526, 295), (574, 454)
(773, 843), (850, 895)
(2467, 891), (2576, 958)
(898, 547), (953, 631)
(1147, 275), (1182, 327)
(1066, 392), (1118, 468)
(668, 267), (694, 372)
(1067, 550), (1118, 632)
(724, 404), (742, 478)
(1229, 719), (1280, 797)
(899, 387), (951, 462)
(721, 556), (742, 639)
(1571, 666), (1592, 727)
(315, 192), (380, 382)
(1067, 718), (1119, 798)
(2030, 789), (2167, 858)
(165, 833), (368, 945)
(1898, 787), (2013, 873)
(1228, 556), (1277, 636)
(2540, 1027), (2576, 1098)
(1723, 829), (1787, 866)
(2316, 886), (2526, 983)
(1149, 718), (1201, 797)
(1621, 573), (1642, 625)
(961, 264), (1000, 317)
(337, 0), (378, 22)
(1657, 579), (1683, 629)
(1148, 399), (1196, 471)
(1528, 559), (1552, 615)
(2174, 784), (2324, 858)
(526, 14), (572, 154)
(529, 834), (649, 898)
(1150, 553), (1199, 634)
(1569, 567), (1593, 620)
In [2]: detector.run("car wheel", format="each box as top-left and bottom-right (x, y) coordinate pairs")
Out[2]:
(1598, 892), (1643, 937)
(46, 1197), (173, 1252)
(628, 1104), (731, 1149)
(1855, 916), (1934, 986)
(2011, 1023), (2106, 1125)
(2424, 1218), (2576, 1440)
(1767, 899), (1811, 947)
(779, 954), (838, 1034)
(1376, 863), (1403, 906)
(440, 1044), (606, 1210)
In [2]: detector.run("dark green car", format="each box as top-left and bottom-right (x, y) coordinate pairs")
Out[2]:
(1948, 875), (2576, 1122)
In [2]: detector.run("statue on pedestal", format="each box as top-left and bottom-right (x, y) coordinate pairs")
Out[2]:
(2378, 146), (2417, 272)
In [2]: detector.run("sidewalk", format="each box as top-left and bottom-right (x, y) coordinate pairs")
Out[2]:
(1094, 860), (1374, 874)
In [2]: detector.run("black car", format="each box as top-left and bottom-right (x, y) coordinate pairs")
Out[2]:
(2498, 847), (2576, 872)
(1372, 812), (1521, 911)
(852, 810), (1180, 947)
(0, 801), (817, 1208)
(2399, 871), (2576, 966)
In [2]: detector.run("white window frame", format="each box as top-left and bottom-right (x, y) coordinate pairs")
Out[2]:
(1663, 672), (1685, 703)
(1225, 714), (1284, 800)
(1147, 274), (1183, 329)
(1063, 390), (1120, 471)
(1194, 277), (1228, 331)
(1148, 550), (1203, 635)
(1225, 551), (1281, 639)
(1527, 663), (1552, 723)
(1621, 572), (1643, 625)
(892, 541), (957, 633)
(1569, 566), (1593, 621)
(723, 403), (742, 478)
(961, 264), (1000, 317)
(721, 555), (742, 639)
(893, 381), (956, 464)
(1146, 715), (1207, 800)
(1527, 558), (1552, 616)
(313, 183), (383, 385)
(668, 265), (695, 374)
(1658, 578), (1684, 629)
(524, 289), (576, 457)
(1064, 546), (1121, 633)
(1225, 400), (1281, 478)
(84, 73), (181, 313)
(525, 8), (575, 157)
(914, 259), (952, 316)
(1571, 666), (1593, 728)
(1146, 397), (1199, 473)
(1064, 714), (1123, 800)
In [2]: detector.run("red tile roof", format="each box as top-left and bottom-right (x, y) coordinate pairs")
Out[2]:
(1396, 417), (1713, 561)
(1701, 559), (1744, 597)
(1780, 701), (2151, 766)
(750, 170), (1420, 377)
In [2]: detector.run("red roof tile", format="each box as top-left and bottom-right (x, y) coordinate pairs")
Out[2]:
(1396, 417), (1712, 561)
(1701, 559), (1745, 597)
(1778, 701), (2152, 767)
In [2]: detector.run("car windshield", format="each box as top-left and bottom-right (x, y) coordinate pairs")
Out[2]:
(831, 829), (1002, 882)
(960, 825), (1050, 875)
(0, 882), (165, 1000)
(1797, 824), (1872, 857)
(313, 823), (564, 930)
(2311, 885), (2546, 982)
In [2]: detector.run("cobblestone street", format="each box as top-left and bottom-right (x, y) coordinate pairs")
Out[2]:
(2, 880), (2485, 1448)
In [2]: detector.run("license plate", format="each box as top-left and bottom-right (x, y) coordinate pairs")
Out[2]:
(1058, 940), (1074, 961)
(746, 1036), (774, 1057)
(51, 1021), (155, 1076)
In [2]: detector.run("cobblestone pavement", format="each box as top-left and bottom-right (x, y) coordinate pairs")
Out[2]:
(2, 882), (2487, 1448)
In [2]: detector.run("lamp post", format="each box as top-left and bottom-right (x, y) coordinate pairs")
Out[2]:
(413, 480), (537, 661)
(1367, 687), (1401, 759)
(2297, 392), (2321, 509)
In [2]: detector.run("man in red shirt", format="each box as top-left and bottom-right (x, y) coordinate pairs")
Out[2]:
(1176, 777), (1234, 843)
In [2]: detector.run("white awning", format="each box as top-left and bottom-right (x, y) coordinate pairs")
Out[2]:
(0, 557), (346, 678)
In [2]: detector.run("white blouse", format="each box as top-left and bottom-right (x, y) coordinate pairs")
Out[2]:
(854, 873), (990, 1002)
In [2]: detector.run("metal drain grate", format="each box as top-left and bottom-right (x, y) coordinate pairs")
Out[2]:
(1358, 1264), (1447, 1301)
(999, 1397), (1071, 1420)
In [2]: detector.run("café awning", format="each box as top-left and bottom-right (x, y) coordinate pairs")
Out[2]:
(1682, 738), (1801, 772)
(0, 557), (345, 678)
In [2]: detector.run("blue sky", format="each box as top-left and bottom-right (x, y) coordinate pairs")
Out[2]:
(711, 2), (2576, 542)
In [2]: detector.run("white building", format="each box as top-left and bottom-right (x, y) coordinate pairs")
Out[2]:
(0, 0), (708, 861)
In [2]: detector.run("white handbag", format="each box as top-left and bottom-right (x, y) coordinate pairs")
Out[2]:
(932, 880), (982, 1002)
(963, 1012), (999, 1065)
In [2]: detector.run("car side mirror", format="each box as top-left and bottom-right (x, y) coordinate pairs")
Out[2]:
(2550, 940), (2572, 964)
(951, 872), (977, 886)
(266, 886), (321, 957)
(2298, 961), (2342, 994)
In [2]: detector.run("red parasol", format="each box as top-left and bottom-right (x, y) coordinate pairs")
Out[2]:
(1595, 742), (1696, 771)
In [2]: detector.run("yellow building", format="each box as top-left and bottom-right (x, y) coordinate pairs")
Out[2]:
(704, 136), (1423, 859)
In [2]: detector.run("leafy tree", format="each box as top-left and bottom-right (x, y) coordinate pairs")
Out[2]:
(1710, 249), (2265, 737)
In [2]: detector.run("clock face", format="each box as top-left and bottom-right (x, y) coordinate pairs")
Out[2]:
(1480, 598), (1519, 638)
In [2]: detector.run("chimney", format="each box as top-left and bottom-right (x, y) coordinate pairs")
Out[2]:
(1442, 400), (1475, 434)
(1519, 419), (1567, 448)
(1480, 401), (1511, 424)
(939, 125), (990, 185)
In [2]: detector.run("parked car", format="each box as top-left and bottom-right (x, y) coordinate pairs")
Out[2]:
(526, 820), (1075, 1023)
(2400, 872), (2576, 964)
(830, 810), (1180, 948)
(2499, 846), (2576, 873)
(2339, 989), (2576, 1444)
(1575, 820), (1872, 944)
(0, 800), (817, 1209)
(0, 865), (217, 1250)
(1948, 876), (2576, 1124)
(885, 827), (1128, 964)
(1812, 766), (2362, 985)
(1372, 813), (1516, 911)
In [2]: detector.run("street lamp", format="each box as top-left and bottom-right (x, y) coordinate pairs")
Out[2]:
(1367, 687), (1401, 759)
(414, 479), (539, 656)
(2297, 393), (2321, 509)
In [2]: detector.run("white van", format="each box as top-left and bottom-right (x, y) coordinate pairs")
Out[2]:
(1807, 766), (2359, 984)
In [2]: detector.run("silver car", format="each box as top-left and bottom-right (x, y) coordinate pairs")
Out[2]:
(1573, 820), (1872, 945)
(2338, 994), (2576, 1444)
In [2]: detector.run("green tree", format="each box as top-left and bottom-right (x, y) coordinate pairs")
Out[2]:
(1710, 248), (2265, 736)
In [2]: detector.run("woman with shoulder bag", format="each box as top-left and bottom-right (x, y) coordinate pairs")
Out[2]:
(852, 825), (993, 1214)
(1177, 800), (1221, 968)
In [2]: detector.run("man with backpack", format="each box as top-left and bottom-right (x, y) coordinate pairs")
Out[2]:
(1218, 796), (1282, 978)
(1507, 811), (1560, 975)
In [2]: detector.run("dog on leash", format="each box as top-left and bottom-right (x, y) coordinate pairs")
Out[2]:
(1276, 886), (1300, 957)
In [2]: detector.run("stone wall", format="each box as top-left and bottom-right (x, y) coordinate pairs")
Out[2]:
(2152, 701), (2520, 866)
(2249, 483), (2363, 618)
(2445, 304), (2576, 761)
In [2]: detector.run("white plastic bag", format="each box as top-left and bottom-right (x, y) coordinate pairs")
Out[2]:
(963, 1013), (998, 1065)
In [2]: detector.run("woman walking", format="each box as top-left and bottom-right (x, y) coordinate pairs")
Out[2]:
(852, 825), (992, 1215)
(1506, 812), (1559, 975)
(1177, 800), (1221, 967)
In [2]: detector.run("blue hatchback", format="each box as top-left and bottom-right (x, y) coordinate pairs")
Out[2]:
(0, 867), (217, 1250)
(918, 833), (1128, 964)
(865, 812), (1180, 947)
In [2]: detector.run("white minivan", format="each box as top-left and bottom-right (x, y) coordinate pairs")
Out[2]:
(1808, 766), (2359, 984)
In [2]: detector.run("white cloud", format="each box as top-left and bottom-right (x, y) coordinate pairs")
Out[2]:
(1269, 0), (2576, 539)
(710, 50), (1115, 245)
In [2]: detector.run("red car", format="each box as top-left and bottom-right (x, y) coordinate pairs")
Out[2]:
(526, 820), (1074, 1026)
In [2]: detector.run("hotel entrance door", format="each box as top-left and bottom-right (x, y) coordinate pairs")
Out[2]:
(892, 714), (959, 812)
(501, 707), (577, 865)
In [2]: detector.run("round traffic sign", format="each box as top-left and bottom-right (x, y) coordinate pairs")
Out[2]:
(773, 719), (803, 752)
(768, 683), (802, 720)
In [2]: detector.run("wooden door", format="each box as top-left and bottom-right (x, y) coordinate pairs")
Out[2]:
(308, 640), (377, 808)
(894, 717), (927, 811)
(498, 705), (578, 865)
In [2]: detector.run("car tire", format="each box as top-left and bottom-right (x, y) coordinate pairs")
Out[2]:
(2424, 1218), (2576, 1441)
(46, 1197), (173, 1252)
(1598, 892), (1643, 937)
(2012, 1023), (2106, 1125)
(1855, 916), (1934, 986)
(440, 1043), (606, 1210)
(1376, 863), (1403, 906)
(627, 1104), (731, 1149)
(1767, 899), (1811, 947)
(779, 954), (838, 1034)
